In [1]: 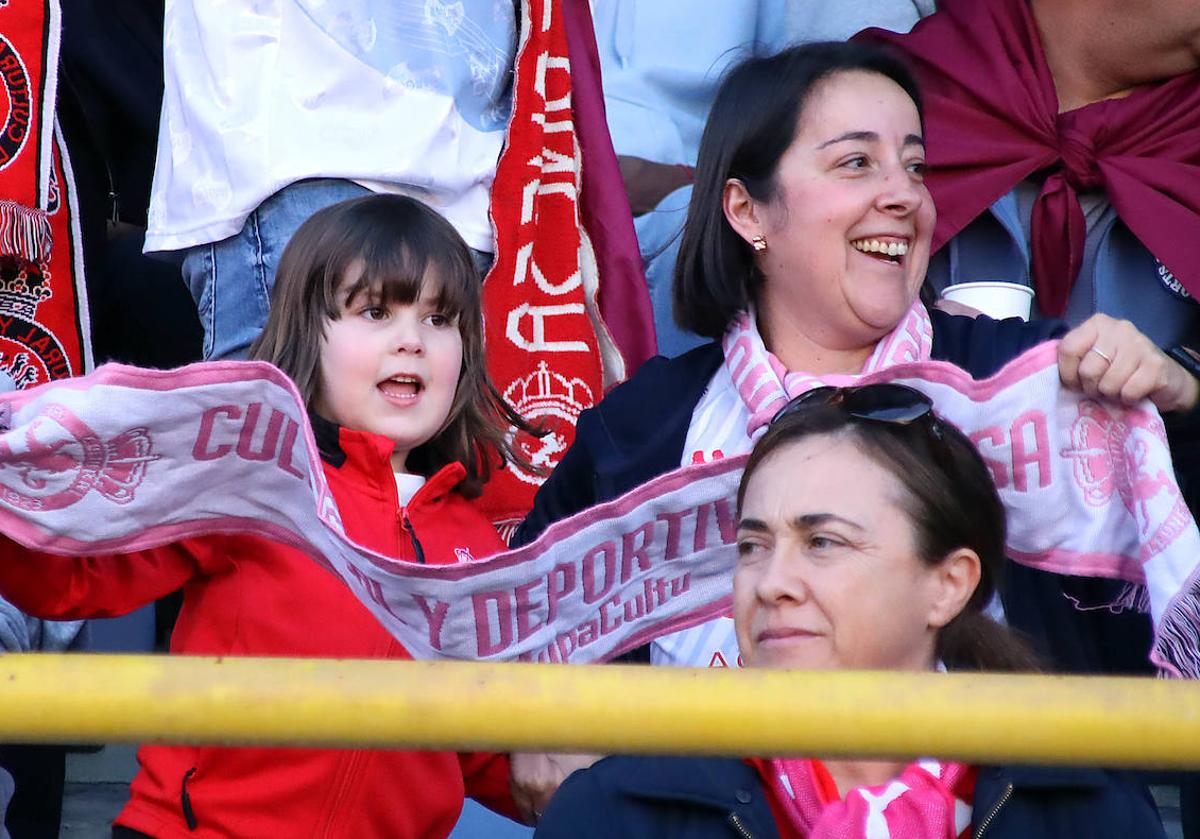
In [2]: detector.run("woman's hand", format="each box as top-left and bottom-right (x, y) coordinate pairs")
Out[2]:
(1057, 314), (1199, 413)
(509, 751), (601, 824)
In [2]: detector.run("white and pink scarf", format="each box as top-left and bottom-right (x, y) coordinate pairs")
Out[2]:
(721, 301), (933, 436)
(717, 302), (1200, 675)
(0, 350), (1196, 675)
(763, 757), (974, 839)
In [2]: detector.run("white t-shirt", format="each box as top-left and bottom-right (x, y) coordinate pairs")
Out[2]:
(146, 0), (516, 255)
(394, 472), (426, 506)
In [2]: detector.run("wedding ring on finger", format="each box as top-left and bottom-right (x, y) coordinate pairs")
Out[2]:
(1088, 346), (1113, 364)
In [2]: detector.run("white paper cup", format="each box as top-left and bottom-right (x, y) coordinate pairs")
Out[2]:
(940, 281), (1034, 321)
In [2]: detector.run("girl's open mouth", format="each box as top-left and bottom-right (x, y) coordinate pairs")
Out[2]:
(378, 375), (424, 399)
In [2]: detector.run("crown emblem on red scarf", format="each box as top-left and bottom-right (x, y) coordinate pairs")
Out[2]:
(503, 361), (593, 420)
(0, 260), (51, 319)
(503, 361), (595, 488)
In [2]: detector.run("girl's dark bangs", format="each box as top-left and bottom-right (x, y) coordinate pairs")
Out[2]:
(312, 196), (481, 326)
(335, 235), (472, 316)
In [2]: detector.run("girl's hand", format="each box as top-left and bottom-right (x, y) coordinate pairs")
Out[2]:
(1058, 314), (1200, 413)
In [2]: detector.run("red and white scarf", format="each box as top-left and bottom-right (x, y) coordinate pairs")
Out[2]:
(479, 0), (654, 537)
(721, 302), (933, 437)
(763, 757), (974, 839)
(0, 2), (92, 388)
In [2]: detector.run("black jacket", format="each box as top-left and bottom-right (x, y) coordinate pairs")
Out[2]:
(534, 755), (1166, 839)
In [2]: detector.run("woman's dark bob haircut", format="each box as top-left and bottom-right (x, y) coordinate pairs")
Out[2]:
(250, 193), (534, 498)
(674, 41), (923, 338)
(737, 394), (1039, 673)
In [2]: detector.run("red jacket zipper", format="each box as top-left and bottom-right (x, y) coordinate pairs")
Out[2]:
(401, 513), (426, 564)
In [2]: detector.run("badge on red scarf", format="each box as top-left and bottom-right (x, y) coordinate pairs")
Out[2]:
(0, 1), (92, 388)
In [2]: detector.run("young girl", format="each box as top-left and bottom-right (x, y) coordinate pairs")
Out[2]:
(0, 194), (529, 838)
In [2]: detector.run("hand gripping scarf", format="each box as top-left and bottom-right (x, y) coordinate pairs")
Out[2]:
(0, 1), (92, 387)
(764, 758), (974, 839)
(479, 0), (654, 537)
(0, 349), (1196, 676)
(857, 0), (1200, 317)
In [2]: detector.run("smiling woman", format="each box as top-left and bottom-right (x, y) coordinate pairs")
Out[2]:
(515, 41), (1199, 675)
(718, 69), (933, 360)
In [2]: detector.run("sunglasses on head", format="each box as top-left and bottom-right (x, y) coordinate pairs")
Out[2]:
(771, 383), (940, 436)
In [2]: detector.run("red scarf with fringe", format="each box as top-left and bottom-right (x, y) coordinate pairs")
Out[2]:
(0, 1), (91, 386)
(858, 0), (1200, 317)
(479, 0), (654, 536)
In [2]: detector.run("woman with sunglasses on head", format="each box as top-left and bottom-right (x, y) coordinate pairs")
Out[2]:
(533, 386), (1168, 839)
(514, 40), (1198, 670)
(507, 40), (1198, 813)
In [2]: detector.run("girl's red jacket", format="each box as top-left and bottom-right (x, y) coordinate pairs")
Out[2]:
(0, 426), (518, 838)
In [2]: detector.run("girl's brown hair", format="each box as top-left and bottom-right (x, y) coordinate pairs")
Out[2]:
(737, 397), (1042, 674)
(249, 193), (535, 498)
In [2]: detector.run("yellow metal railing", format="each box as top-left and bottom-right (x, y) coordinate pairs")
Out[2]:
(1, 654), (1197, 768)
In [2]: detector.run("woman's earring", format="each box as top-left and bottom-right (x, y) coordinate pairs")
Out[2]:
(751, 235), (768, 253)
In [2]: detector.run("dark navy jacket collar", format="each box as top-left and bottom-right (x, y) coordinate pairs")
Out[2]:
(601, 756), (778, 836)
(980, 764), (1109, 789)
(614, 755), (758, 807)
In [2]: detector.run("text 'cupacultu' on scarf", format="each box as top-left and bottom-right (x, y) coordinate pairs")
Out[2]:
(471, 498), (738, 661)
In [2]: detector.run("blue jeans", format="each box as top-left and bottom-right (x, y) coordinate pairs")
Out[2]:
(182, 179), (371, 361)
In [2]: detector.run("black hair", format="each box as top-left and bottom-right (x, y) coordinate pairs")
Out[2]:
(674, 41), (923, 338)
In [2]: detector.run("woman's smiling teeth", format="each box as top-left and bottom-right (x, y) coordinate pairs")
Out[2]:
(850, 238), (909, 263)
(378, 375), (423, 400)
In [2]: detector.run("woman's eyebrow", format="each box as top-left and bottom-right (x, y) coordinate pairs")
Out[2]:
(791, 513), (864, 531)
(817, 131), (925, 148)
(737, 518), (770, 534)
(737, 514), (864, 532)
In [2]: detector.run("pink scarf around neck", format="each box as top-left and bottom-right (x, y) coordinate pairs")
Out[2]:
(722, 301), (934, 435)
(766, 757), (973, 839)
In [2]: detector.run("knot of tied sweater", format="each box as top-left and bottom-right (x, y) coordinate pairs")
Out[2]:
(1057, 121), (1104, 192)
